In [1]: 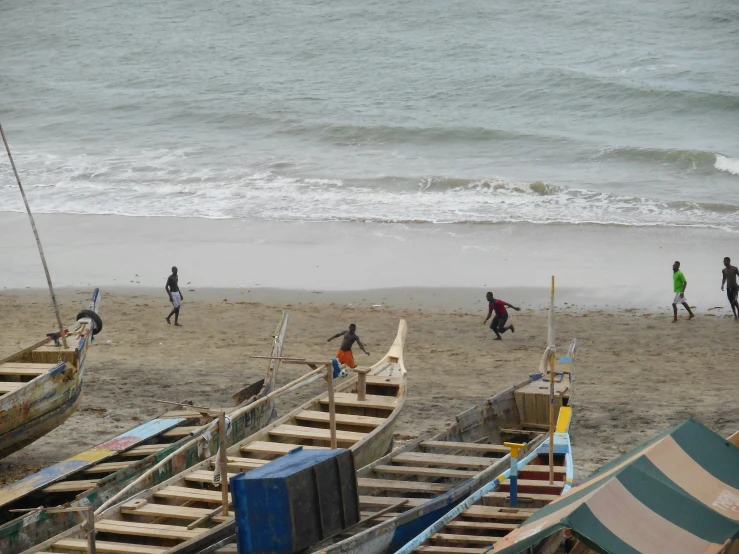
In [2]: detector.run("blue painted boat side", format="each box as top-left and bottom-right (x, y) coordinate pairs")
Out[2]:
(386, 496), (466, 554)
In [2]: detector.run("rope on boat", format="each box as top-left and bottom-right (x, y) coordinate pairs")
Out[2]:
(0, 123), (68, 349)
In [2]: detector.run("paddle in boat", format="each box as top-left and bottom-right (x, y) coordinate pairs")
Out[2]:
(25, 319), (408, 554)
(0, 312), (288, 554)
(0, 288), (102, 462)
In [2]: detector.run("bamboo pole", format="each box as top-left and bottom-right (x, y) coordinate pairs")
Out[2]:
(218, 411), (229, 516)
(0, 123), (67, 349)
(327, 366), (337, 449)
(87, 505), (97, 554)
(549, 275), (555, 485)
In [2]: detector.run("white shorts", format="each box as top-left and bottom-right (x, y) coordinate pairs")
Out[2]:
(672, 292), (687, 305)
(171, 291), (181, 309)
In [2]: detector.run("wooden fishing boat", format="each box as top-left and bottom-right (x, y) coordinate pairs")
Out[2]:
(394, 347), (576, 554)
(0, 312), (288, 554)
(0, 288), (102, 461)
(26, 319), (408, 554)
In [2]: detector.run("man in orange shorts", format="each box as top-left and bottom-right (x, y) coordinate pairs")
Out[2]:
(327, 323), (369, 368)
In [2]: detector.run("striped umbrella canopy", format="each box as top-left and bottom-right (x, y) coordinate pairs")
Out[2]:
(494, 419), (739, 554)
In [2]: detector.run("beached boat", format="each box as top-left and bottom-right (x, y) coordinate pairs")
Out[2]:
(26, 319), (408, 554)
(394, 348), (575, 554)
(0, 312), (288, 554)
(0, 288), (102, 461)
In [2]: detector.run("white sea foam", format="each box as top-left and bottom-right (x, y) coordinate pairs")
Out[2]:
(715, 155), (739, 176)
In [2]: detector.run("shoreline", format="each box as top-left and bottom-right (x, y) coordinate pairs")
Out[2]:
(2, 211), (739, 310)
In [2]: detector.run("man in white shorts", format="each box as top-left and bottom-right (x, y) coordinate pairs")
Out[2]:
(166, 266), (183, 326)
(672, 261), (694, 323)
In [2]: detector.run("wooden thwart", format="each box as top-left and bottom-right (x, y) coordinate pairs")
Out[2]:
(357, 478), (452, 494)
(83, 461), (134, 474)
(321, 393), (397, 410)
(119, 444), (165, 457)
(268, 424), (366, 444)
(94, 519), (206, 540)
(154, 486), (231, 504)
(420, 441), (509, 453)
(393, 452), (496, 469)
(53, 539), (166, 554)
(43, 480), (100, 493)
(295, 410), (385, 428)
(372, 465), (477, 480)
(121, 501), (229, 524)
(240, 440), (326, 456)
(433, 533), (500, 545)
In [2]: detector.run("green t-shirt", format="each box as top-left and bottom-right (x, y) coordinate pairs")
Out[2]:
(673, 270), (686, 292)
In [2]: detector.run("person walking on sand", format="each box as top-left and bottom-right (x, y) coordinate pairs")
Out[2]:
(328, 324), (369, 368)
(484, 292), (520, 340)
(672, 261), (694, 323)
(721, 256), (739, 320)
(165, 266), (183, 326)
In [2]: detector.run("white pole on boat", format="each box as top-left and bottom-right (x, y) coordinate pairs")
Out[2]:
(218, 410), (229, 516)
(0, 123), (68, 349)
(549, 275), (555, 485)
(327, 362), (338, 449)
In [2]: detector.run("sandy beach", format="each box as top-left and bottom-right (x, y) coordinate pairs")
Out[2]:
(1, 286), (736, 486)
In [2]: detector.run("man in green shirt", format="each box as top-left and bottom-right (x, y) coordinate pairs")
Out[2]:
(672, 261), (694, 322)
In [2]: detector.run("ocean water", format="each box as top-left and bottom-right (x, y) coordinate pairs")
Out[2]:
(1, 0), (738, 229)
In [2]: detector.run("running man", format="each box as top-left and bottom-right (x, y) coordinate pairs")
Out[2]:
(672, 261), (694, 323)
(721, 256), (739, 320)
(165, 266), (183, 326)
(484, 292), (520, 340)
(327, 324), (369, 368)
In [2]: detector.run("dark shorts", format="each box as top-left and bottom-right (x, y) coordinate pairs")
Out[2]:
(728, 286), (738, 303)
(491, 315), (508, 332)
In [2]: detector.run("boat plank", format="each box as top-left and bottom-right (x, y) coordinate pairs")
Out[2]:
(393, 452), (496, 469)
(161, 426), (202, 438)
(94, 520), (206, 540)
(433, 533), (499, 545)
(0, 367), (49, 377)
(119, 444), (166, 457)
(372, 465), (477, 479)
(53, 539), (166, 554)
(240, 441), (326, 456)
(0, 382), (24, 394)
(420, 441), (508, 454)
(320, 393), (397, 410)
(83, 461), (134, 474)
(357, 478), (451, 494)
(155, 485), (231, 503)
(269, 424), (366, 443)
(185, 470), (237, 484)
(122, 502), (229, 523)
(485, 491), (560, 502)
(446, 521), (518, 531)
(415, 547), (484, 554)
(43, 479), (99, 493)
(295, 410), (385, 428)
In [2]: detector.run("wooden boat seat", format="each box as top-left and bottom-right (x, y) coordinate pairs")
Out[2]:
(0, 362), (56, 376)
(359, 496), (428, 509)
(420, 441), (508, 454)
(518, 465), (566, 477)
(460, 505), (535, 520)
(415, 546), (485, 553)
(373, 465), (477, 480)
(240, 440), (326, 457)
(320, 392), (397, 410)
(365, 375), (402, 386)
(499, 478), (564, 494)
(216, 546), (237, 554)
(0, 382), (24, 394)
(155, 485), (230, 504)
(43, 479), (99, 493)
(119, 444), (166, 457)
(53, 538), (167, 554)
(357, 478), (452, 494)
(446, 520), (518, 531)
(161, 426), (202, 438)
(268, 424), (366, 445)
(211, 456), (269, 471)
(393, 452), (497, 469)
(122, 500), (230, 523)
(295, 410), (386, 428)
(485, 491), (561, 502)
(185, 469), (237, 484)
(432, 533), (500, 545)
(83, 461), (135, 474)
(94, 519), (206, 541)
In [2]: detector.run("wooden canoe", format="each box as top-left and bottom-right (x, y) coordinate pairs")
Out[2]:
(0, 312), (289, 554)
(0, 289), (101, 461)
(394, 350), (576, 554)
(25, 319), (408, 554)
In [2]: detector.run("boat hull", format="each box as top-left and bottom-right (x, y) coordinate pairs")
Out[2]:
(0, 311), (288, 554)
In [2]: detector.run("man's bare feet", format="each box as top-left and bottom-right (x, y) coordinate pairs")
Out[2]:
(166, 318), (171, 325)
(174, 323), (182, 327)
(493, 337), (502, 340)
(672, 319), (678, 323)
(688, 314), (695, 320)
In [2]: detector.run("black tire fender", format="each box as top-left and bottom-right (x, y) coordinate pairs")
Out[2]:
(76, 309), (103, 335)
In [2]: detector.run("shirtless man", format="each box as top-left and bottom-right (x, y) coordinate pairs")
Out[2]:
(484, 291), (520, 340)
(721, 257), (739, 320)
(327, 324), (369, 368)
(165, 266), (183, 326)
